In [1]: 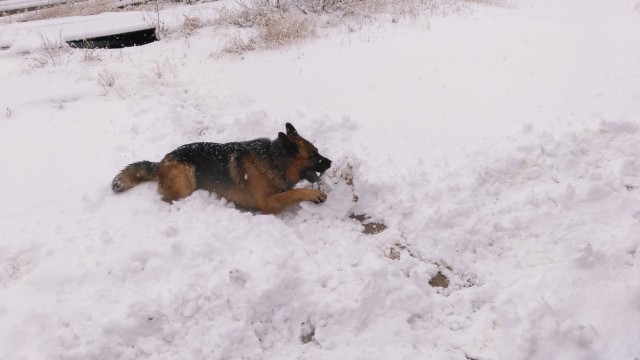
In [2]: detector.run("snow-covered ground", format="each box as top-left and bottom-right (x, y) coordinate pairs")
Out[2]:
(1, 0), (640, 358)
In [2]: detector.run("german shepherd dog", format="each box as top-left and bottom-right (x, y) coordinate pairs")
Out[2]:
(112, 123), (332, 214)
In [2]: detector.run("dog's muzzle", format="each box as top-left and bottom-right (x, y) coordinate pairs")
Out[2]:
(303, 154), (332, 183)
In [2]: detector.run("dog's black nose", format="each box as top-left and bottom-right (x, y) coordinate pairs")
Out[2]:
(315, 155), (332, 172)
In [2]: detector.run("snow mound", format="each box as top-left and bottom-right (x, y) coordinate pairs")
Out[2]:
(1, 120), (639, 359)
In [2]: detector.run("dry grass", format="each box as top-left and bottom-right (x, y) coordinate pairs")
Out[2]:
(97, 70), (115, 95)
(182, 14), (203, 35)
(259, 9), (316, 47)
(4, 0), (173, 22)
(25, 33), (103, 69)
(19, 0), (113, 22)
(26, 34), (72, 68)
(217, 0), (317, 50)
(215, 0), (506, 53)
(8, 0), (507, 56)
(152, 57), (178, 83)
(81, 43), (103, 62)
(222, 33), (257, 54)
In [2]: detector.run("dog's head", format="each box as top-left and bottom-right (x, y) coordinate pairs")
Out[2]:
(277, 123), (332, 184)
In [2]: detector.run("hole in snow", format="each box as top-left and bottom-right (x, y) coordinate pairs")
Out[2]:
(428, 272), (449, 289)
(300, 321), (316, 344)
(350, 214), (387, 235)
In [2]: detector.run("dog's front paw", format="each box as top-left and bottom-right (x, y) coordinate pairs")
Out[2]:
(305, 189), (327, 204)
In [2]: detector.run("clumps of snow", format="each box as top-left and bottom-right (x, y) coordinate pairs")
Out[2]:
(370, 122), (640, 359)
(321, 157), (358, 201)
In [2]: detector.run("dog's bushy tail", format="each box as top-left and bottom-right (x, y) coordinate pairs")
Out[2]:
(112, 161), (159, 193)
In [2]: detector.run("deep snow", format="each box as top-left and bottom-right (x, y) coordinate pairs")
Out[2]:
(1, 0), (640, 359)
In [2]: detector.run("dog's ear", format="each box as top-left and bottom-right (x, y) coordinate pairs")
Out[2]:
(285, 123), (298, 137)
(278, 132), (298, 155)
